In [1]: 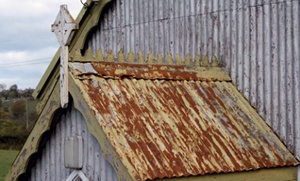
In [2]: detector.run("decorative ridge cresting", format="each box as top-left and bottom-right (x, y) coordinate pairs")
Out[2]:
(70, 49), (223, 67)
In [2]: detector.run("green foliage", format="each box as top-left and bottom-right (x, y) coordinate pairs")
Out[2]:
(0, 150), (19, 181)
(0, 84), (37, 150)
(10, 100), (26, 120)
(19, 88), (34, 98)
(0, 120), (29, 150)
(0, 108), (8, 120)
(8, 84), (18, 98)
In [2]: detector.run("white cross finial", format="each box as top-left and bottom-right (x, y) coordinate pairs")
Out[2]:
(51, 5), (78, 108)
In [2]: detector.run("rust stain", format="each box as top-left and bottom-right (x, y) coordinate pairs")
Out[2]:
(69, 62), (230, 81)
(71, 62), (299, 181)
(93, 62), (198, 80)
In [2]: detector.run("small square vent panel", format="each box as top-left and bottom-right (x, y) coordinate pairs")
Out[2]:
(64, 136), (83, 169)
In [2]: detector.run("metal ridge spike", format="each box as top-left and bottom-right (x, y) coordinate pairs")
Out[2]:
(70, 49), (224, 68)
(211, 55), (219, 67)
(175, 54), (182, 65)
(127, 50), (135, 63)
(84, 48), (94, 60)
(202, 54), (209, 67)
(166, 52), (173, 65)
(107, 50), (114, 62)
(195, 54), (201, 67)
(157, 53), (163, 64)
(138, 51), (145, 64)
(95, 49), (104, 61)
(118, 50), (125, 63)
(185, 54), (191, 66)
(147, 52), (154, 64)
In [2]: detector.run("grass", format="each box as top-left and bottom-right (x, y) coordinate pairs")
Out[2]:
(0, 150), (19, 181)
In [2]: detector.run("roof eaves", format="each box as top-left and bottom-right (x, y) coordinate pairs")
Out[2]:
(69, 62), (232, 82)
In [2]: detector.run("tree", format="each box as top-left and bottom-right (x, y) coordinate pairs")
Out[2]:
(9, 84), (17, 91)
(1, 90), (8, 100)
(0, 83), (6, 92)
(19, 88), (34, 99)
(0, 108), (9, 120)
(8, 84), (19, 99)
(0, 83), (6, 104)
(10, 99), (26, 122)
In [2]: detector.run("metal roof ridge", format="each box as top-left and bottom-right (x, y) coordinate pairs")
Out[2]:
(69, 61), (232, 82)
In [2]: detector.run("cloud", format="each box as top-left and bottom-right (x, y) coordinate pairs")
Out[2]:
(0, 0), (82, 89)
(0, 0), (82, 51)
(0, 47), (57, 89)
(0, 0), (81, 18)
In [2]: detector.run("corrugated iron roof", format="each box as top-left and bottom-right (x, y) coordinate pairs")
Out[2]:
(70, 62), (298, 181)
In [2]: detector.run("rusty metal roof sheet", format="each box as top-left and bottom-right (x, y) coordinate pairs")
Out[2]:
(70, 62), (298, 181)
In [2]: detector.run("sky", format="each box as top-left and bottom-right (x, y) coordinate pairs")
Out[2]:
(0, 0), (83, 89)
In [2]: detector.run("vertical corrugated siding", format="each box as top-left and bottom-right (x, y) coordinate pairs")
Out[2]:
(85, 0), (300, 158)
(29, 104), (118, 181)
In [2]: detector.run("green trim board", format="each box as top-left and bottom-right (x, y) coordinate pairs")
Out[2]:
(6, 72), (133, 181)
(6, 81), (61, 181)
(69, 73), (133, 181)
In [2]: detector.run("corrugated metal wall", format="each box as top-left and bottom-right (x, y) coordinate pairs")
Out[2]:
(29, 104), (118, 181)
(85, 0), (300, 159)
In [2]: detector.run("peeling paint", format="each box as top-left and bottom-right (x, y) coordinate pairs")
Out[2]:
(69, 61), (231, 82)
(71, 62), (299, 181)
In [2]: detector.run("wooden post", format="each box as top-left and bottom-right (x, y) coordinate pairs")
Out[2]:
(51, 5), (78, 108)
